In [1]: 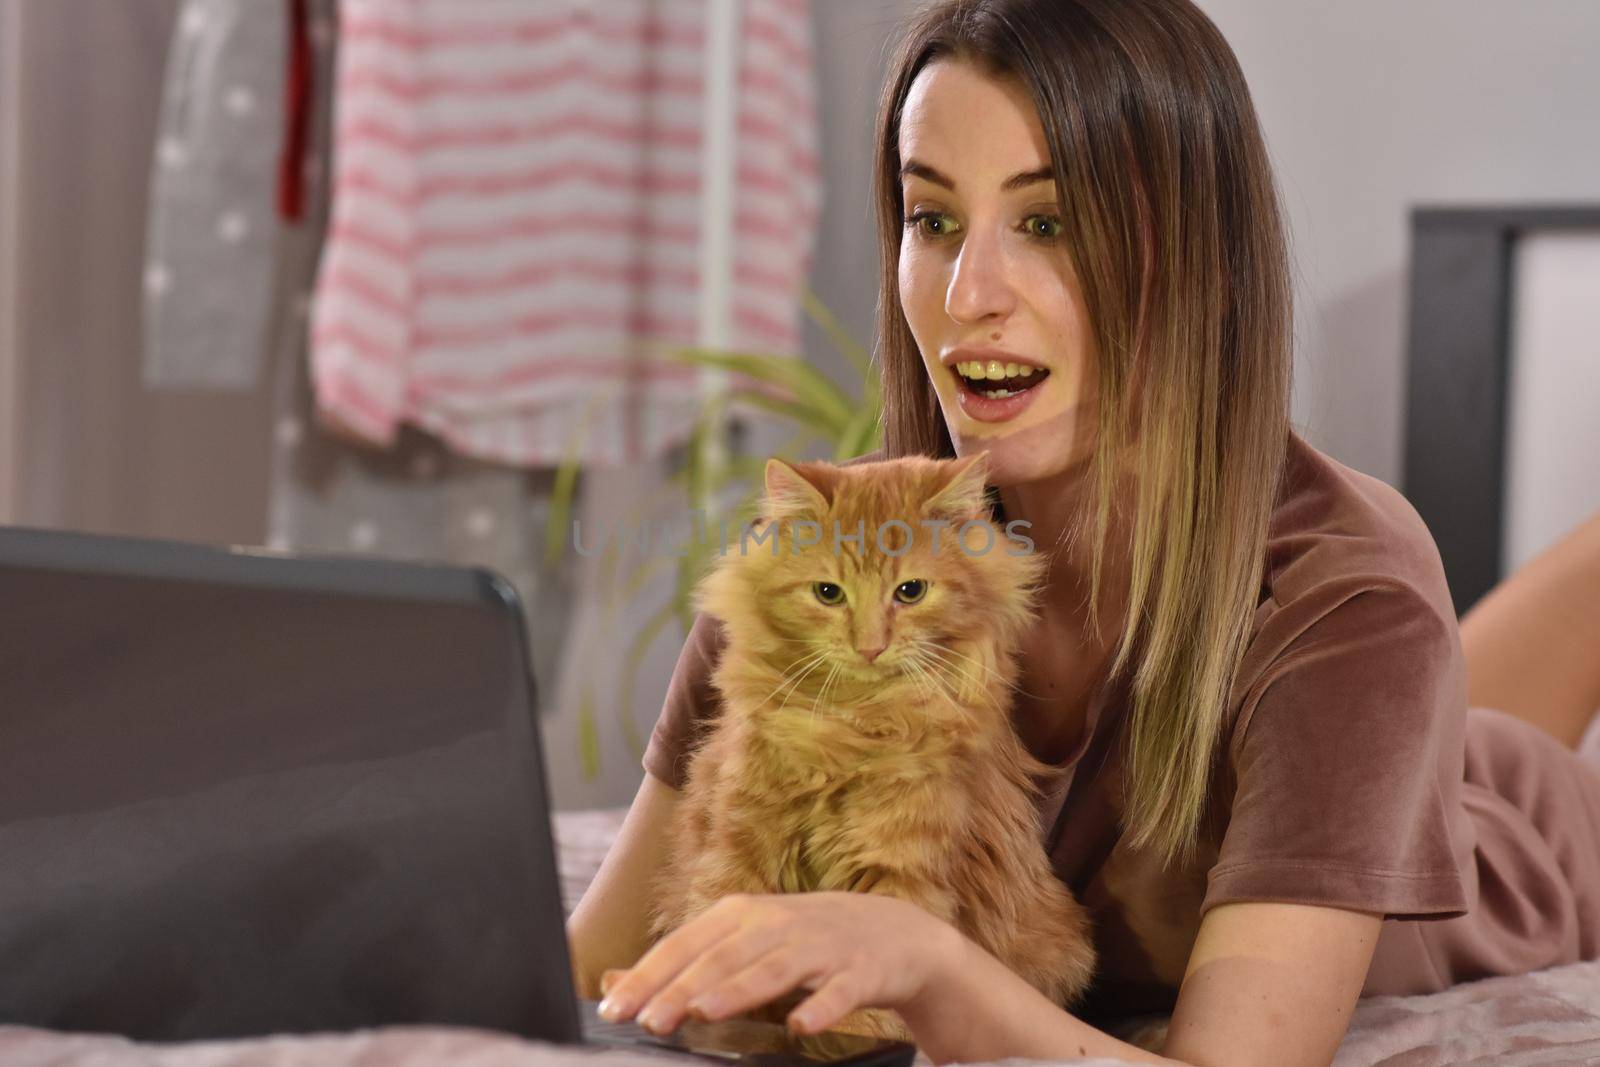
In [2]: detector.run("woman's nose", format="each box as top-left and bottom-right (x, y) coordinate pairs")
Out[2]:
(944, 228), (1016, 325)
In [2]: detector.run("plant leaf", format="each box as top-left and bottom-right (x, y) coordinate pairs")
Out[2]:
(802, 286), (874, 381)
(666, 347), (856, 431)
(543, 391), (606, 568)
(726, 387), (847, 439)
(578, 688), (601, 781)
(568, 324), (883, 775)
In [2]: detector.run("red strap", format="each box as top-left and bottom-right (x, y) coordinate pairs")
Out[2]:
(276, 0), (312, 221)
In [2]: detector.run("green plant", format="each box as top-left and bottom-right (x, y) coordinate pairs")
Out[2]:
(542, 288), (883, 780)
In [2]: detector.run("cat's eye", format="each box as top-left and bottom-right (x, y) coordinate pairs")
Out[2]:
(813, 582), (845, 606)
(894, 579), (928, 604)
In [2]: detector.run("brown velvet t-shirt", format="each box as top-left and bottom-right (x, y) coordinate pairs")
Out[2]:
(640, 429), (1600, 1019)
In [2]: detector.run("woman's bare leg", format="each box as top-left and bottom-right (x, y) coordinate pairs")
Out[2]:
(1458, 509), (1600, 750)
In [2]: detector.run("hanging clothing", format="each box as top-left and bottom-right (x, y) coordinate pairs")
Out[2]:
(139, 0), (579, 732)
(263, 0), (580, 714)
(310, 0), (823, 467)
(278, 0), (316, 223)
(142, 0), (287, 390)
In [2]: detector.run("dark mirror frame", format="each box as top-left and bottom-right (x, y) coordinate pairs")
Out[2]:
(1402, 205), (1600, 617)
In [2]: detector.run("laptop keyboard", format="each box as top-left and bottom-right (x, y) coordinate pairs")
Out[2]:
(582, 1015), (744, 1061)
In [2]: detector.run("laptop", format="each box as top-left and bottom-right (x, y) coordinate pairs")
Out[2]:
(0, 526), (916, 1066)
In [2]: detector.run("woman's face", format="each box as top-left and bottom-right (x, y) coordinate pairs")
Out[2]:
(896, 58), (1097, 486)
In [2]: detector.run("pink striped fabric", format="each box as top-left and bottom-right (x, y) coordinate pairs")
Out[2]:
(310, 0), (822, 467)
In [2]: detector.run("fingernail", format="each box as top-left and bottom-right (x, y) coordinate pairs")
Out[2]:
(789, 1009), (815, 1034)
(597, 996), (624, 1021)
(638, 1005), (664, 1033)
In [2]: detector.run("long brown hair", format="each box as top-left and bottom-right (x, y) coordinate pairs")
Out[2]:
(872, 0), (1293, 867)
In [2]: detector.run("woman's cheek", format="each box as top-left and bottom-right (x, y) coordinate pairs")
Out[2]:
(897, 242), (918, 316)
(898, 246), (936, 345)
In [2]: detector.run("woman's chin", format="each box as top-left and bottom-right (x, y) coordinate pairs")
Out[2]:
(943, 396), (1090, 486)
(963, 443), (1069, 487)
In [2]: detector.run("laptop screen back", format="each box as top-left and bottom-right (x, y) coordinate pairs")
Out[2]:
(0, 528), (581, 1042)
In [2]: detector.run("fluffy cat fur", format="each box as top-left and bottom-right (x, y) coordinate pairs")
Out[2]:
(647, 454), (1097, 1040)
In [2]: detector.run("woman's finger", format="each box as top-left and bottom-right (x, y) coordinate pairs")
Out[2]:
(684, 942), (831, 1027)
(600, 894), (766, 1023)
(636, 920), (798, 1033)
(786, 970), (862, 1035)
(599, 969), (626, 997)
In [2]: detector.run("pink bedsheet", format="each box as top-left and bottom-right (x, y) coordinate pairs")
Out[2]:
(5, 807), (1600, 1067)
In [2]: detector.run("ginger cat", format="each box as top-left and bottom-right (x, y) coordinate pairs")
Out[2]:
(647, 454), (1097, 1040)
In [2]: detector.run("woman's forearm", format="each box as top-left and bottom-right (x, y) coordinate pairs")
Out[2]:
(899, 933), (1189, 1066)
(567, 774), (685, 1000)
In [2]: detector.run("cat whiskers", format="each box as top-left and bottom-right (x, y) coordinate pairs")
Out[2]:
(923, 649), (969, 700)
(776, 656), (834, 716)
(761, 649), (831, 712)
(906, 641), (981, 700)
(917, 640), (1041, 702)
(898, 652), (947, 706)
(809, 661), (844, 731)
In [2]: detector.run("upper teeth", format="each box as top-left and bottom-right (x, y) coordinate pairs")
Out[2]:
(956, 360), (1037, 379)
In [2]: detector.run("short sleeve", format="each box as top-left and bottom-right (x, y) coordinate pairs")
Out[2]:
(1202, 582), (1471, 921)
(642, 611), (729, 790)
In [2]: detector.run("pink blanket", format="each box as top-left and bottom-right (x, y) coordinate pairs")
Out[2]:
(5, 808), (1600, 1067)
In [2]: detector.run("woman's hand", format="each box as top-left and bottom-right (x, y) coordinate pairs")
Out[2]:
(594, 891), (962, 1037)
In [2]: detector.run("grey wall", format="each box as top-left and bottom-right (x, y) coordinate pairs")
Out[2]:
(3, 0), (271, 544)
(794, 1), (917, 400)
(1196, 0), (1600, 485)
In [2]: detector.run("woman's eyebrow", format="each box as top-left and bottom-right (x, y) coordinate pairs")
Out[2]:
(899, 159), (1057, 193)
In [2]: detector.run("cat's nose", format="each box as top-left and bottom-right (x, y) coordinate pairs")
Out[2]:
(858, 644), (888, 663)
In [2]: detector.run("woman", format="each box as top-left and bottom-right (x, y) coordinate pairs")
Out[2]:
(566, 1), (1600, 1064)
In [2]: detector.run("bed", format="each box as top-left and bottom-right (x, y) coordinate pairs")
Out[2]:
(4, 807), (1600, 1067)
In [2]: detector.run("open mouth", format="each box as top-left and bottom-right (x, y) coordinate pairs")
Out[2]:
(950, 359), (1051, 400)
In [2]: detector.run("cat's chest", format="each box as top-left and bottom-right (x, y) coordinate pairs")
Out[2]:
(730, 755), (928, 893)
(739, 742), (933, 810)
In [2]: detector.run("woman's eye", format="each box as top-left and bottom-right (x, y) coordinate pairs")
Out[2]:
(813, 582), (845, 606)
(905, 210), (1061, 242)
(905, 210), (957, 239)
(1024, 214), (1064, 240)
(893, 579), (928, 604)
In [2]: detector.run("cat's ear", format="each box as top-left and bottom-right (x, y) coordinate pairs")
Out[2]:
(764, 457), (830, 519)
(924, 452), (991, 522)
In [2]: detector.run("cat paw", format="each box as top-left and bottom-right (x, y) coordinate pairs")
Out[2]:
(827, 1006), (912, 1043)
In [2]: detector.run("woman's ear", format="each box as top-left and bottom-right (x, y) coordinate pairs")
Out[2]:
(763, 457), (830, 519)
(924, 452), (990, 522)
